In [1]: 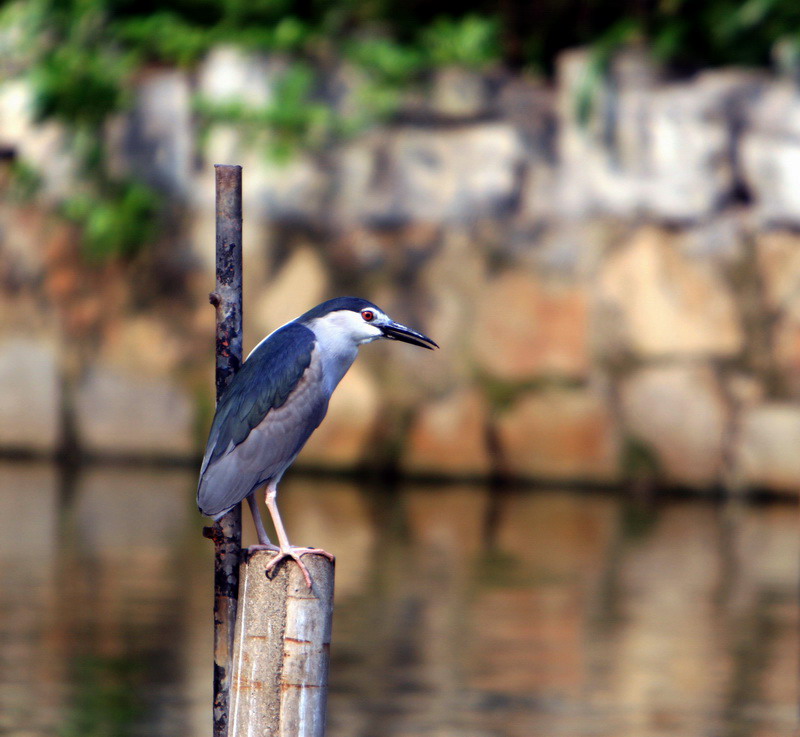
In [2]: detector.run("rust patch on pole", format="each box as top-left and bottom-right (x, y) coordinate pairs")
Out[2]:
(210, 163), (243, 737)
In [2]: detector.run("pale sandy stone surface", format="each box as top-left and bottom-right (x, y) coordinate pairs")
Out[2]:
(618, 364), (728, 486)
(740, 82), (800, 226)
(0, 336), (60, 453)
(733, 403), (800, 494)
(596, 227), (743, 359)
(472, 269), (589, 381)
(497, 387), (620, 482)
(252, 246), (329, 341)
(403, 387), (491, 477)
(363, 124), (524, 224)
(75, 365), (194, 457)
(429, 66), (492, 118)
(755, 231), (800, 396)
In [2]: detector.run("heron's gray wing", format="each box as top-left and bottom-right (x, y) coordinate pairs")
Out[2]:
(197, 323), (327, 517)
(200, 322), (316, 475)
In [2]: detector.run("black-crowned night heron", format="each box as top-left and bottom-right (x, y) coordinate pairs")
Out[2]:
(198, 296), (438, 585)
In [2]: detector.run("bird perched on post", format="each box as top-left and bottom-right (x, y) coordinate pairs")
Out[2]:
(198, 297), (438, 586)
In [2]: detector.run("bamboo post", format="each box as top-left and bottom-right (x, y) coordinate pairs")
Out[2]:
(229, 551), (335, 737)
(204, 164), (244, 737)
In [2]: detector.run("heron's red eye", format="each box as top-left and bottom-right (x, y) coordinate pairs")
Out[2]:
(361, 310), (375, 322)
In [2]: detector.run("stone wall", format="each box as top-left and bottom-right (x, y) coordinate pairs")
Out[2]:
(2, 46), (800, 495)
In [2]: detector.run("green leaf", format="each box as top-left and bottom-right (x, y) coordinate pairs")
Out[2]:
(420, 14), (501, 69)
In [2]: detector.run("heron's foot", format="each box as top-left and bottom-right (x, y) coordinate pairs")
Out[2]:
(263, 546), (335, 588)
(246, 542), (280, 554)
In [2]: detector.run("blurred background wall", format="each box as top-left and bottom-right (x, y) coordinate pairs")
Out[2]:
(2, 0), (800, 495)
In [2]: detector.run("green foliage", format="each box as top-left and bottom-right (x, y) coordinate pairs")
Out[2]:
(196, 61), (335, 160)
(113, 12), (213, 67)
(265, 63), (331, 149)
(620, 435), (661, 478)
(571, 0), (800, 124)
(16, 0), (133, 127)
(62, 180), (161, 260)
(6, 158), (42, 202)
(479, 372), (585, 414)
(574, 19), (641, 126)
(345, 36), (423, 85)
(613, 0), (800, 70)
(420, 14), (500, 69)
(33, 45), (132, 126)
(113, 12), (312, 66)
(1, 0), (165, 259)
(342, 36), (424, 127)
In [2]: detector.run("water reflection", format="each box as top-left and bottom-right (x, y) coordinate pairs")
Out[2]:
(0, 461), (795, 737)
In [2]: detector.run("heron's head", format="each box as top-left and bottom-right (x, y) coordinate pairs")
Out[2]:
(299, 297), (438, 350)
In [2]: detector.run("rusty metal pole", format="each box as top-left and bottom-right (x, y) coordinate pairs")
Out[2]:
(204, 164), (243, 737)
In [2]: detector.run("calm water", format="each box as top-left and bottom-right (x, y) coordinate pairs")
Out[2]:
(0, 461), (796, 737)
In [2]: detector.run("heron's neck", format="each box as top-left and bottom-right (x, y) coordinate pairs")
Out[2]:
(309, 324), (361, 394)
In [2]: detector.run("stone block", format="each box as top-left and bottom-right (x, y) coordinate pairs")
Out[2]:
(556, 49), (763, 221)
(106, 68), (193, 198)
(99, 315), (185, 378)
(772, 317), (800, 398)
(429, 66), (493, 118)
(496, 76), (556, 157)
(596, 227), (743, 360)
(755, 231), (800, 396)
(0, 204), (50, 280)
(299, 362), (379, 469)
(496, 387), (619, 482)
(472, 268), (589, 381)
(740, 82), (800, 226)
(201, 126), (327, 224)
(756, 230), (800, 311)
(733, 403), (800, 493)
(0, 80), (77, 201)
(196, 46), (287, 109)
(0, 336), (60, 453)
(618, 364), (728, 486)
(75, 365), (194, 458)
(195, 62), (330, 219)
(645, 70), (762, 221)
(344, 124), (523, 225)
(413, 230), (487, 394)
(251, 246), (328, 343)
(402, 387), (491, 477)
(334, 134), (383, 226)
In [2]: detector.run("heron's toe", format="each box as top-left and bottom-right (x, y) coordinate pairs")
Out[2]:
(297, 546), (335, 562)
(262, 546), (335, 588)
(246, 542), (280, 554)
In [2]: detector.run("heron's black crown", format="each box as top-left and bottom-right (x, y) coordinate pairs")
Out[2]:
(298, 297), (379, 323)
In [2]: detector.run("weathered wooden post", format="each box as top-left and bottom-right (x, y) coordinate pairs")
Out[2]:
(204, 164), (244, 737)
(229, 552), (335, 737)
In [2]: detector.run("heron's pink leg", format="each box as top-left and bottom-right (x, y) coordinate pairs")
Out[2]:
(245, 492), (279, 553)
(262, 481), (334, 588)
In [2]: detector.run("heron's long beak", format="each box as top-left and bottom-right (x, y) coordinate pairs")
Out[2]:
(381, 321), (439, 350)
